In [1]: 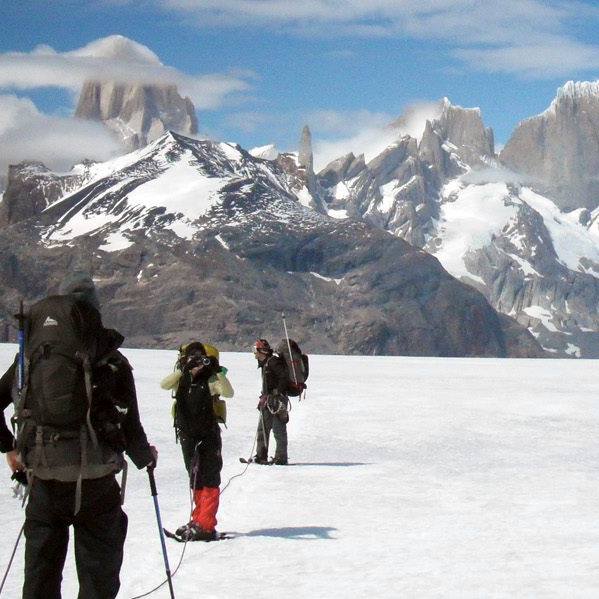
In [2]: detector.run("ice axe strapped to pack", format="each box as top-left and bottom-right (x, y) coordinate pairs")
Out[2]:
(277, 313), (309, 398)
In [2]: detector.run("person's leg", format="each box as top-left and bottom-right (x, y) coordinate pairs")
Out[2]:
(255, 409), (272, 461)
(73, 476), (127, 599)
(272, 410), (288, 464)
(193, 429), (222, 532)
(23, 480), (70, 599)
(179, 434), (197, 477)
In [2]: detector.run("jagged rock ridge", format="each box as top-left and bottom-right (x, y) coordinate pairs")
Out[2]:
(313, 93), (599, 357)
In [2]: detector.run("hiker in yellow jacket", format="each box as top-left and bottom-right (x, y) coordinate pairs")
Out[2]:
(160, 342), (233, 541)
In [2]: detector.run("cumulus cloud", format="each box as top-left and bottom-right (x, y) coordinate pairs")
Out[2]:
(0, 35), (252, 109)
(0, 94), (123, 178)
(311, 102), (442, 171)
(158, 0), (599, 78)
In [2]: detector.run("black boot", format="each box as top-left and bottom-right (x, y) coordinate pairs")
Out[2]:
(176, 522), (217, 542)
(253, 453), (269, 465)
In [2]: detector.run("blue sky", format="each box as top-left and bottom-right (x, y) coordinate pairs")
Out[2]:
(2, 0), (599, 171)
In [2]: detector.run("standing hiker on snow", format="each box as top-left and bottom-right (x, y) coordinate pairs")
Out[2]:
(252, 339), (290, 465)
(0, 271), (157, 599)
(160, 341), (233, 541)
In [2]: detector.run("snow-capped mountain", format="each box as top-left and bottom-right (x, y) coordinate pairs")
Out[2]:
(315, 89), (599, 357)
(0, 132), (540, 357)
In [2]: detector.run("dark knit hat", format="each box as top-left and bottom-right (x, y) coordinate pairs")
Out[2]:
(58, 271), (100, 310)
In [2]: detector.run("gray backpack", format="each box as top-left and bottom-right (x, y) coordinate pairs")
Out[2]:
(275, 339), (309, 397)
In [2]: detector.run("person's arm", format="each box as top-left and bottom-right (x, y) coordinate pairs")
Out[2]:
(0, 361), (17, 453)
(209, 371), (234, 398)
(160, 370), (182, 391)
(115, 357), (156, 469)
(0, 360), (25, 473)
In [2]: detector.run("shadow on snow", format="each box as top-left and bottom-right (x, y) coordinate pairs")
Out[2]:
(285, 462), (370, 467)
(234, 526), (337, 540)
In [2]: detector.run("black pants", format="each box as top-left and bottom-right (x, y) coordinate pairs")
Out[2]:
(256, 405), (288, 462)
(179, 424), (222, 489)
(23, 475), (127, 599)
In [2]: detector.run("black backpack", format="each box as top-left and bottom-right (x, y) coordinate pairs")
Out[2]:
(174, 371), (216, 436)
(275, 339), (309, 397)
(14, 295), (123, 494)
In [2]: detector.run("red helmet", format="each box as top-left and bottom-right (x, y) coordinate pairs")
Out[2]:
(253, 339), (272, 354)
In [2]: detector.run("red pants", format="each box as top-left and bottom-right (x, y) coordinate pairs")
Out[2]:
(192, 487), (220, 532)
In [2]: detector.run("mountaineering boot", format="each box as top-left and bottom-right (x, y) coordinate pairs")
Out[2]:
(175, 522), (217, 542)
(273, 457), (288, 465)
(253, 453), (269, 464)
(175, 521), (194, 537)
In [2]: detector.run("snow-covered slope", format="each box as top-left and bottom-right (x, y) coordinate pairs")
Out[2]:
(39, 132), (321, 251)
(1, 345), (597, 597)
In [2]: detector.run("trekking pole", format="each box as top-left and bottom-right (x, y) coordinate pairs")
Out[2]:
(147, 468), (175, 599)
(281, 312), (301, 399)
(0, 523), (25, 596)
(15, 300), (25, 391)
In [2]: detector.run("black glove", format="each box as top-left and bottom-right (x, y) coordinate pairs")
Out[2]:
(146, 445), (158, 470)
(11, 470), (28, 486)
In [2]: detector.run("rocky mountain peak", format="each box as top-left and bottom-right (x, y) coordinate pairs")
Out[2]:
(75, 80), (198, 151)
(500, 80), (599, 211)
(298, 125), (314, 171)
(429, 98), (495, 166)
(548, 80), (599, 112)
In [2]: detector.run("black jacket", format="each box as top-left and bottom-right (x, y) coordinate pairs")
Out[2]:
(259, 354), (289, 396)
(0, 327), (153, 469)
(174, 364), (218, 437)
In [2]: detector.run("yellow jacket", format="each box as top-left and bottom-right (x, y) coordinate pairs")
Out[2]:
(160, 369), (234, 398)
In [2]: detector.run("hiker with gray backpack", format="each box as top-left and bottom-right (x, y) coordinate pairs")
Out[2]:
(0, 272), (157, 599)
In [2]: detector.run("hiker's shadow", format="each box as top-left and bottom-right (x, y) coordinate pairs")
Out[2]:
(287, 462), (369, 467)
(240, 526), (337, 540)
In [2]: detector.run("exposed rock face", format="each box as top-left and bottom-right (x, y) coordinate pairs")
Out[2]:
(75, 80), (198, 150)
(298, 125), (314, 171)
(276, 125), (326, 213)
(0, 132), (541, 357)
(0, 162), (85, 227)
(433, 99), (494, 168)
(500, 81), (599, 211)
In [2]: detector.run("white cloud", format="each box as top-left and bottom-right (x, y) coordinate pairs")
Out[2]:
(460, 166), (538, 186)
(455, 41), (599, 78)
(311, 102), (442, 170)
(158, 0), (599, 78)
(0, 95), (123, 177)
(0, 35), (252, 109)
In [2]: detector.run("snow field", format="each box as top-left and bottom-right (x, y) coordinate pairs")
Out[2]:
(0, 346), (598, 598)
